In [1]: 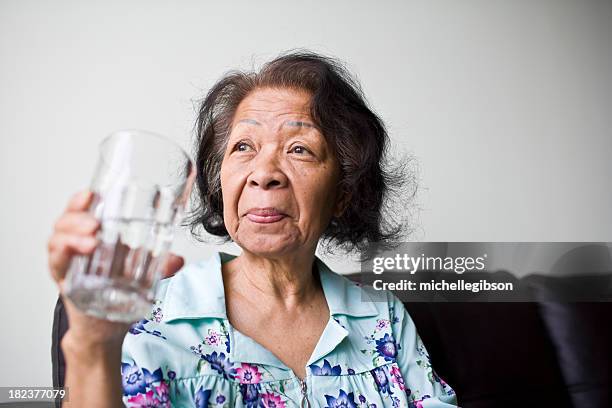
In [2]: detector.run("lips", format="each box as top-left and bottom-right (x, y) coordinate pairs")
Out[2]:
(245, 207), (287, 224)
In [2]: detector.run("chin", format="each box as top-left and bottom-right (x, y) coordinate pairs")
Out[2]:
(236, 234), (302, 258)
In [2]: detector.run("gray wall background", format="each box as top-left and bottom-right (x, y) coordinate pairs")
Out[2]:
(1, 0), (611, 388)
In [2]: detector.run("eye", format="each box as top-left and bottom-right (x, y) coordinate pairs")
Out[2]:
(289, 145), (311, 155)
(233, 141), (254, 152)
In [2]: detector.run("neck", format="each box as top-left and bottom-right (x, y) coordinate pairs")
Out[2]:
(225, 248), (322, 313)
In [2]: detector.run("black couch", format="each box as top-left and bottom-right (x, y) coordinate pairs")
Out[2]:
(52, 274), (612, 407)
(346, 269), (612, 408)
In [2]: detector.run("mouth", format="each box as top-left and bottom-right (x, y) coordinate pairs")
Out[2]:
(245, 207), (287, 224)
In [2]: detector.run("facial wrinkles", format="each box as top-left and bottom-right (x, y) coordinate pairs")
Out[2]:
(229, 120), (325, 167)
(236, 90), (311, 128)
(222, 89), (338, 239)
(234, 118), (313, 138)
(230, 138), (322, 229)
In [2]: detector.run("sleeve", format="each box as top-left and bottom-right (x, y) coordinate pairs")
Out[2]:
(389, 294), (459, 408)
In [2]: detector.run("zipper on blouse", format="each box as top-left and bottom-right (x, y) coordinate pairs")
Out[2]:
(298, 377), (311, 408)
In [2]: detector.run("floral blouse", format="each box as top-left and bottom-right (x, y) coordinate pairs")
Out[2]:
(121, 252), (458, 407)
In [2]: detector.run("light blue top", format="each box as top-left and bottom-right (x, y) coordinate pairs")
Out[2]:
(120, 252), (458, 407)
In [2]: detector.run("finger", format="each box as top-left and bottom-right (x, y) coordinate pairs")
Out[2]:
(48, 233), (98, 283)
(161, 254), (184, 278)
(65, 190), (94, 212)
(54, 212), (100, 235)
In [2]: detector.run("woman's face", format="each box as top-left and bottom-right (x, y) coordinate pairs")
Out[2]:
(220, 87), (342, 257)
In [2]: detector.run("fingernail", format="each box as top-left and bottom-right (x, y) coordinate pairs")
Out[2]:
(79, 190), (92, 202)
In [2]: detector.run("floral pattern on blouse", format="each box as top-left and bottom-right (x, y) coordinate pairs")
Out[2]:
(120, 252), (458, 407)
(121, 362), (171, 407)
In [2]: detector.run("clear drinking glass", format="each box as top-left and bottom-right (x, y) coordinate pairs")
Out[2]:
(63, 129), (196, 322)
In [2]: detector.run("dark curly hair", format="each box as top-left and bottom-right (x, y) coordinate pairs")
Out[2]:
(186, 50), (414, 254)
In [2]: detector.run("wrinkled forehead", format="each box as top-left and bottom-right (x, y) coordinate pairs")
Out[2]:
(236, 118), (315, 131)
(228, 116), (327, 151)
(231, 87), (315, 130)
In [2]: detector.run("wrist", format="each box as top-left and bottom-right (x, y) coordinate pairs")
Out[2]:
(61, 331), (126, 408)
(61, 330), (125, 366)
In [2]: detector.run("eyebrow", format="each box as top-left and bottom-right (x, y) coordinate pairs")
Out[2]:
(237, 119), (315, 128)
(238, 119), (261, 125)
(284, 120), (314, 128)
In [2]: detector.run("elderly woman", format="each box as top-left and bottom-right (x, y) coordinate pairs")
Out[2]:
(48, 52), (458, 407)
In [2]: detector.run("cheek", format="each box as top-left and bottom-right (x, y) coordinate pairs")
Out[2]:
(220, 165), (241, 212)
(296, 168), (338, 216)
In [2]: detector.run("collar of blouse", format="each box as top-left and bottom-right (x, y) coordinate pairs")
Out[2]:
(159, 252), (381, 370)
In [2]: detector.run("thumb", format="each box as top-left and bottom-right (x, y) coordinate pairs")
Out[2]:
(161, 254), (184, 278)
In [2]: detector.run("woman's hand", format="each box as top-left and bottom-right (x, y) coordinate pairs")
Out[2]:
(47, 190), (185, 348)
(48, 190), (185, 407)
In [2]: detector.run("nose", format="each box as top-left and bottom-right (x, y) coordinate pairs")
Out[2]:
(246, 151), (288, 190)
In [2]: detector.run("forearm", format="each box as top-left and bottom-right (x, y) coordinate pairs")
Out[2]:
(61, 331), (125, 408)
